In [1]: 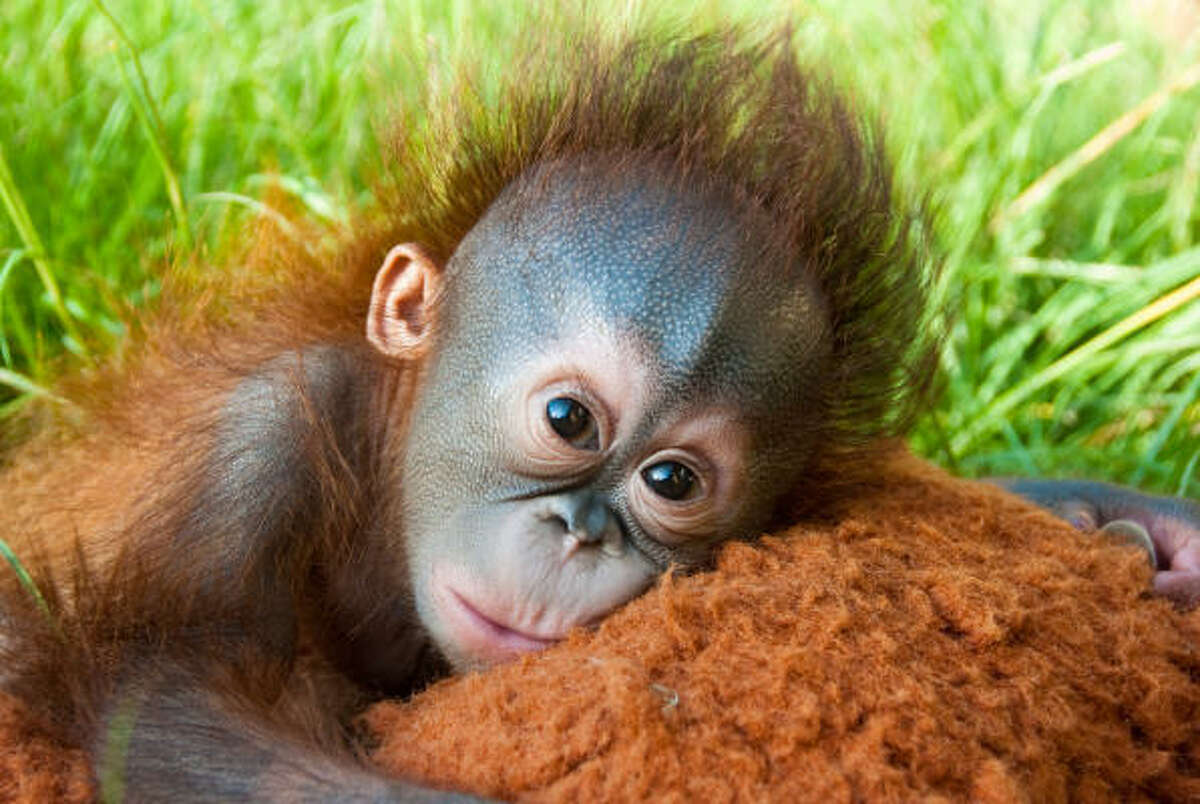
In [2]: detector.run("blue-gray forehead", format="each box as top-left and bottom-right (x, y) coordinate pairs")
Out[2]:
(448, 166), (747, 369)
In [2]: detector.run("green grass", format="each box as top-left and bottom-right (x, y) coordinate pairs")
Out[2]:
(2, 0), (1199, 495)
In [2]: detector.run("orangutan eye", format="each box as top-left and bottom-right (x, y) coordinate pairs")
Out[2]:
(545, 397), (598, 449)
(641, 460), (697, 501)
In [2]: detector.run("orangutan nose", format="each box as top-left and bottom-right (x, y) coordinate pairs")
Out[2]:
(542, 490), (625, 557)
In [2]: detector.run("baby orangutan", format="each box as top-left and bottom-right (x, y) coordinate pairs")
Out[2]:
(1, 28), (1196, 801)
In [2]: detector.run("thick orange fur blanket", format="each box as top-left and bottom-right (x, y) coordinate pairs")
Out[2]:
(4, 454), (1198, 801)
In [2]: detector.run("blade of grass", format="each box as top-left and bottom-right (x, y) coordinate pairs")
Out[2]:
(0, 537), (50, 618)
(93, 0), (192, 249)
(992, 61), (1200, 231)
(934, 42), (1126, 174)
(0, 143), (86, 354)
(1130, 369), (1200, 487)
(950, 272), (1200, 456)
(0, 248), (26, 296)
(0, 248), (26, 365)
(98, 692), (141, 804)
(1169, 107), (1200, 251)
(1178, 449), (1200, 497)
(1037, 42), (1127, 90)
(193, 192), (301, 241)
(0, 367), (56, 399)
(1007, 257), (1141, 284)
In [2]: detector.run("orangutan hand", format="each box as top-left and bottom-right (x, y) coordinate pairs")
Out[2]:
(993, 478), (1200, 606)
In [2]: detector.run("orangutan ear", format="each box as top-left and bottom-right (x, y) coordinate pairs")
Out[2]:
(367, 243), (442, 359)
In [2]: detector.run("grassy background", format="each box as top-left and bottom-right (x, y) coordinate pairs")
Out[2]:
(2, 0), (1199, 496)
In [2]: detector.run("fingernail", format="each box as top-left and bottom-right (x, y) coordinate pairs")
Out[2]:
(1100, 519), (1157, 568)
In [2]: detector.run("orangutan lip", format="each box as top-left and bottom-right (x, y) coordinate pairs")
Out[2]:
(447, 588), (559, 650)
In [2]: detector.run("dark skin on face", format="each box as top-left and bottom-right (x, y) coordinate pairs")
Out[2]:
(3, 33), (1197, 802)
(366, 159), (830, 678)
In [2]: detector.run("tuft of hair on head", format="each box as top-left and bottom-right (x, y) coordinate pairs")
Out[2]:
(377, 22), (942, 459)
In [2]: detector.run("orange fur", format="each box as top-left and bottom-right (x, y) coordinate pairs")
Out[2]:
(0, 696), (92, 803)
